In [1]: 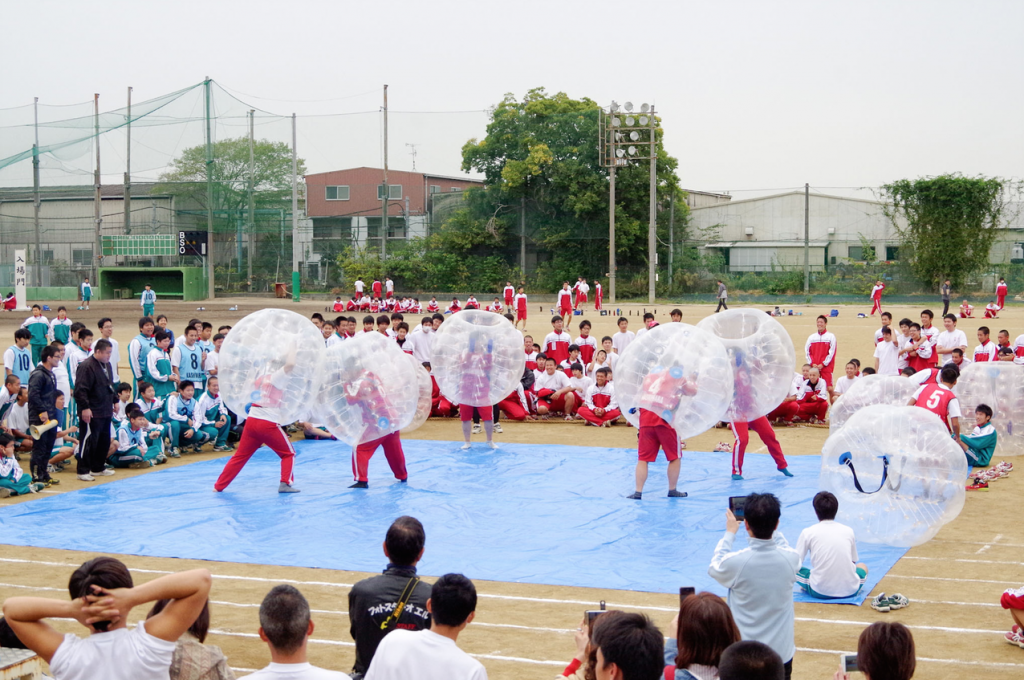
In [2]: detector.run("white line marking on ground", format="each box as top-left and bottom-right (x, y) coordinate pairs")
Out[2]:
(884, 573), (1013, 584)
(795, 617), (1005, 635)
(903, 556), (1024, 567)
(797, 647), (1024, 669)
(977, 544), (991, 554)
(930, 538), (1024, 548)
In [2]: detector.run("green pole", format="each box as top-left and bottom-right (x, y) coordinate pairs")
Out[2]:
(292, 270), (300, 303)
(204, 77), (215, 300)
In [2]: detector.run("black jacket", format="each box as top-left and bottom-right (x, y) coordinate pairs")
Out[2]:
(27, 364), (57, 426)
(348, 565), (432, 677)
(73, 356), (116, 418)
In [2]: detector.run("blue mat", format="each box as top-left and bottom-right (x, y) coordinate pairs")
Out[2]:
(0, 440), (905, 604)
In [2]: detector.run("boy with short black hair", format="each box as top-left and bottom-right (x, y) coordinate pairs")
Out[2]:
(0, 432), (43, 496)
(166, 380), (209, 457)
(795, 491), (868, 599)
(544, 316), (572, 366)
(195, 376), (232, 452)
(21, 305), (50, 365)
(960, 403), (997, 468)
(109, 408), (165, 469)
(362, 315), (375, 334)
(611, 317), (634, 355)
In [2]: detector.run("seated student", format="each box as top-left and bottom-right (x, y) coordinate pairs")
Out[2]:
(369, 298), (381, 313)
(578, 367), (620, 427)
(2, 292), (15, 312)
(0, 432), (43, 496)
(166, 381), (210, 457)
(999, 346), (1016, 362)
(960, 299), (974, 318)
(831, 362), (858, 403)
(560, 345), (584, 377)
(665, 592), (741, 680)
(794, 367), (828, 423)
(109, 406), (165, 469)
(464, 295), (479, 310)
(795, 491), (868, 600)
(333, 296), (345, 313)
(985, 300), (1000, 318)
(4, 387), (34, 453)
(1002, 585), (1024, 648)
(426, 297), (440, 313)
(47, 393), (78, 472)
(346, 296), (358, 311)
(358, 296), (371, 311)
(949, 347), (972, 371)
(195, 376), (233, 452)
(447, 297), (462, 314)
(523, 336), (539, 372)
(496, 382), (533, 422)
(135, 381), (166, 427)
(487, 297), (503, 313)
(835, 622), (916, 680)
(718, 641), (784, 680)
(2, 557), (212, 679)
(534, 357), (577, 420)
(145, 599), (233, 680)
(568, 364), (592, 409)
(959, 403), (997, 468)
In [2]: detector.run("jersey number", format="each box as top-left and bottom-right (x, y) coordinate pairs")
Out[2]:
(19, 355), (30, 371)
(191, 354), (199, 370)
(926, 391), (942, 409)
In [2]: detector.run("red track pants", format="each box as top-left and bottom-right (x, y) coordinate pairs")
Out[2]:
(352, 432), (407, 483)
(730, 417), (788, 476)
(767, 401), (800, 422)
(870, 298), (882, 315)
(214, 417), (295, 491)
(577, 406), (621, 425)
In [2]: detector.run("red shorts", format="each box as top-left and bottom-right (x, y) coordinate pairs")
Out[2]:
(459, 403), (491, 421)
(541, 394), (569, 413)
(560, 300), (572, 314)
(1002, 588), (1024, 611)
(517, 309), (527, 321)
(577, 293), (588, 303)
(637, 410), (679, 462)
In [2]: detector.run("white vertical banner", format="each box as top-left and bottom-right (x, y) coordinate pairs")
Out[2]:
(14, 249), (29, 310)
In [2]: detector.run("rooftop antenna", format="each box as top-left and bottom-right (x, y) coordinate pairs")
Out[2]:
(406, 142), (419, 171)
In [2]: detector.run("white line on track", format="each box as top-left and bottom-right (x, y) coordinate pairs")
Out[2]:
(796, 647), (1024, 669)
(901, 555), (1024, 567)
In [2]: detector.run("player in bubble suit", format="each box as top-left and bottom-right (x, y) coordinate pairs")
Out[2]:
(626, 365), (696, 500)
(725, 345), (792, 481)
(214, 345), (301, 493)
(343, 360), (408, 489)
(457, 332), (497, 450)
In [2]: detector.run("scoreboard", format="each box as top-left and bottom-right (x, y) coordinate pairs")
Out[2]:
(178, 231), (208, 257)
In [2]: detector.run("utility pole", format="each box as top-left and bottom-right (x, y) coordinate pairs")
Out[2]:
(291, 112), (299, 302)
(609, 165), (616, 304)
(94, 93), (102, 287)
(520, 196), (526, 277)
(803, 182), (810, 294)
(204, 77), (215, 299)
(647, 111), (657, 304)
(247, 109), (254, 285)
(668, 193), (674, 289)
(31, 97), (42, 287)
(124, 87), (132, 234)
(381, 84), (388, 272)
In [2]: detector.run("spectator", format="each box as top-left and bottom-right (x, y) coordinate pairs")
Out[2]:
(795, 492), (868, 599)
(718, 641), (784, 680)
(74, 338), (118, 482)
(590, 610), (664, 680)
(348, 517), (432, 678)
(146, 599), (234, 680)
(248, 585), (349, 679)
(555, 615), (593, 679)
(364, 573), (486, 680)
(833, 621), (915, 680)
(1002, 586), (1024, 647)
(708, 493), (799, 679)
(28, 344), (61, 486)
(665, 592), (741, 680)
(2, 557), (212, 680)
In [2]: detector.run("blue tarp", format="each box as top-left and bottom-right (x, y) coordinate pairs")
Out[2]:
(0, 440), (906, 603)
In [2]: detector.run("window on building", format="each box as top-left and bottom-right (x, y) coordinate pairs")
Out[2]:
(848, 246), (864, 261)
(377, 184), (402, 200)
(885, 246), (899, 261)
(41, 250), (54, 264)
(450, 187), (463, 192)
(72, 248), (92, 266)
(325, 185), (350, 201)
(429, 185), (441, 194)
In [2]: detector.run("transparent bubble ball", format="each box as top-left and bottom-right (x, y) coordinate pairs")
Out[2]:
(954, 361), (1024, 456)
(613, 323), (732, 438)
(402, 353), (433, 435)
(829, 375), (920, 431)
(431, 310), (525, 407)
(313, 333), (422, 446)
(696, 308), (796, 422)
(219, 308), (325, 425)
(820, 405), (968, 547)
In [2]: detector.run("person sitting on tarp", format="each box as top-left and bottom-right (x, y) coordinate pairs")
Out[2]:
(959, 403), (996, 467)
(2, 293), (16, 312)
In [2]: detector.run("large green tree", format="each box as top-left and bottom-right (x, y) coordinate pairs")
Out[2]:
(879, 174), (1021, 287)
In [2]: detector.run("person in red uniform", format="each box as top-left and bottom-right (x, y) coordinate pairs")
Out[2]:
(346, 369), (408, 489)
(372, 279), (383, 299)
(458, 332), (497, 449)
(543, 316), (572, 366)
(626, 366), (694, 500)
(575, 320), (597, 364)
(503, 281), (515, 307)
(214, 348), (300, 493)
(557, 282), (573, 325)
(869, 281), (885, 316)
(593, 280), (603, 311)
(997, 277), (1008, 310)
(805, 315), (838, 388)
(974, 326), (998, 362)
(514, 287), (528, 330)
(724, 344), (793, 480)
(577, 368), (619, 426)
(793, 367), (829, 423)
(908, 365), (962, 436)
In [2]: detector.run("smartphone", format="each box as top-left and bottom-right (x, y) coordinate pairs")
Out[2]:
(585, 600), (607, 634)
(841, 653), (859, 673)
(679, 587), (696, 603)
(728, 496), (746, 520)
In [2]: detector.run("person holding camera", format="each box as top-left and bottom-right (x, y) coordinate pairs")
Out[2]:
(665, 592), (741, 680)
(708, 493), (799, 680)
(73, 339), (118, 482)
(833, 621), (916, 680)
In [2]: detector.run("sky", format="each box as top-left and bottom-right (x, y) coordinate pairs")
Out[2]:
(2, 0), (1022, 198)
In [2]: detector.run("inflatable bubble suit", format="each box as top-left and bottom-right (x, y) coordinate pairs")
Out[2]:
(954, 361), (1024, 456)
(219, 308), (325, 425)
(820, 405), (968, 547)
(431, 310), (525, 407)
(613, 323), (732, 438)
(401, 353), (433, 435)
(829, 375), (920, 431)
(696, 309), (796, 422)
(313, 333), (421, 447)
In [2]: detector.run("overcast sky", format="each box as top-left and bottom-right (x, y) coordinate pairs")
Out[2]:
(2, 0), (1022, 198)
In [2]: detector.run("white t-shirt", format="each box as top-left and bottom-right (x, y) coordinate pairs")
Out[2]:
(6, 401), (29, 433)
(873, 340), (900, 376)
(611, 330), (635, 355)
(365, 629), (487, 680)
(534, 370), (570, 392)
(833, 375), (856, 396)
(935, 329), (968, 364)
(205, 351), (220, 374)
(246, 662), (350, 680)
(796, 520), (862, 598)
(50, 621), (176, 680)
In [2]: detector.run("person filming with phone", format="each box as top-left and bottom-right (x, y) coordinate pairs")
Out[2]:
(708, 493), (799, 680)
(833, 621), (916, 680)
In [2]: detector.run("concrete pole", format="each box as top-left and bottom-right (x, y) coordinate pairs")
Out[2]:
(668, 193), (674, 288)
(804, 182), (810, 294)
(520, 196), (526, 277)
(248, 109), (254, 284)
(291, 113), (300, 302)
(124, 87), (132, 235)
(647, 111), (657, 304)
(94, 94), (102, 288)
(381, 85), (388, 271)
(609, 164), (616, 304)
(204, 77), (215, 300)
(32, 98), (42, 287)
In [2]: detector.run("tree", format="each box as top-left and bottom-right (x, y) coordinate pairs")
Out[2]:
(879, 174), (1022, 288)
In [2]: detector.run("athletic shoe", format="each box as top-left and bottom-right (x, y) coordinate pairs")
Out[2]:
(460, 443), (471, 450)
(129, 461), (149, 469)
(278, 482), (300, 493)
(714, 442), (732, 452)
(667, 489), (688, 498)
(155, 454), (167, 464)
(77, 474), (95, 482)
(169, 448), (181, 458)
(1005, 626), (1024, 649)
(995, 461), (1013, 473)
(731, 473), (744, 481)
(626, 491), (642, 500)
(192, 443), (204, 453)
(0, 488), (12, 498)
(471, 424), (482, 435)
(96, 469), (115, 477)
(487, 442), (498, 449)
(967, 478), (990, 491)
(28, 483), (44, 493)
(870, 593), (890, 612)
(46, 464), (57, 474)
(42, 478), (59, 487)
(779, 467), (795, 477)
(493, 423), (503, 434)
(886, 593), (910, 610)
(213, 445), (233, 452)
(348, 481), (368, 489)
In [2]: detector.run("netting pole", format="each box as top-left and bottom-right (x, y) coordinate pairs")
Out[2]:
(647, 109), (657, 304)
(247, 109), (254, 285)
(291, 112), (299, 302)
(94, 94), (102, 287)
(124, 87), (132, 235)
(32, 97), (42, 287)
(204, 77), (215, 300)
(381, 84), (388, 275)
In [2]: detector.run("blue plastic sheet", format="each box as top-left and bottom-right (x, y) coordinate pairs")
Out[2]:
(0, 440), (906, 603)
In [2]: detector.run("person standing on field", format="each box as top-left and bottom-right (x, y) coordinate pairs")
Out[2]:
(997, 277), (1008, 310)
(716, 280), (728, 313)
(941, 279), (952, 317)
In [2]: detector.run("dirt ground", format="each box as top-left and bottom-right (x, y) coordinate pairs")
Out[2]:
(1, 298), (1022, 679)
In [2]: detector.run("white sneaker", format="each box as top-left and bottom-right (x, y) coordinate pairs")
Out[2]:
(96, 469), (115, 477)
(471, 424), (482, 435)
(78, 474), (95, 482)
(460, 443), (471, 450)
(488, 442), (498, 449)
(493, 423), (503, 433)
